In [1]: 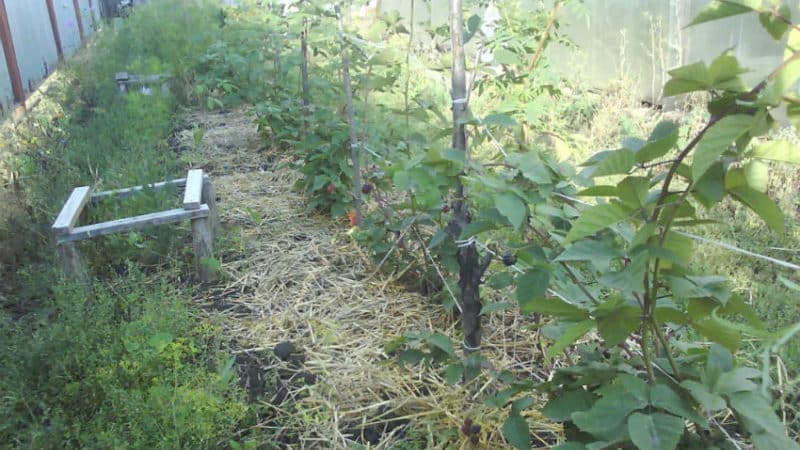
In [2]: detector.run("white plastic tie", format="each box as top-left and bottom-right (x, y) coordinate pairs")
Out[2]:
(462, 340), (481, 352)
(456, 237), (476, 248)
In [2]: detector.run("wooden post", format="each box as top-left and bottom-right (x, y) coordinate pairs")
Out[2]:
(52, 186), (93, 287)
(192, 217), (217, 283)
(202, 177), (220, 238)
(46, 0), (64, 61)
(0, 0), (25, 107)
(185, 169), (217, 283)
(72, 0), (85, 43)
(56, 242), (90, 286)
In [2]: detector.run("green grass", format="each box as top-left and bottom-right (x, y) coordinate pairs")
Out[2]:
(0, 1), (268, 448)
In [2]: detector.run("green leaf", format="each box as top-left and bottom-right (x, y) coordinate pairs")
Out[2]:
(714, 367), (760, 395)
(445, 363), (464, 385)
(637, 121), (680, 163)
(591, 148), (636, 177)
(577, 185), (617, 196)
(483, 113), (518, 127)
(426, 333), (457, 358)
(488, 272), (514, 290)
(552, 444), (587, 450)
(511, 396), (536, 415)
(617, 176), (651, 208)
(730, 186), (784, 233)
(692, 316), (741, 351)
(729, 391), (788, 436)
(692, 115), (753, 182)
(543, 389), (595, 421)
(516, 268), (550, 310)
(689, 1), (756, 27)
(649, 384), (709, 429)
(555, 239), (622, 272)
(749, 140), (800, 164)
(520, 298), (590, 320)
(760, 55), (800, 104)
(495, 193), (528, 229)
(693, 161), (726, 208)
(681, 380), (727, 412)
(508, 152), (552, 184)
(572, 384), (647, 440)
(744, 160), (769, 192)
(663, 62), (710, 96)
(494, 48), (521, 65)
(546, 320), (594, 361)
(708, 52), (748, 91)
(503, 413), (531, 450)
(597, 305), (640, 346)
(564, 202), (631, 244)
(758, 5), (791, 40)
(751, 431), (800, 450)
(627, 412), (685, 450)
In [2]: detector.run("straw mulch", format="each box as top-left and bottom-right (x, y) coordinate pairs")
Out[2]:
(174, 107), (562, 449)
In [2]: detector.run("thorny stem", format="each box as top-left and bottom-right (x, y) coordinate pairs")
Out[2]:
(642, 47), (800, 381)
(641, 323), (656, 384)
(527, 0), (564, 72)
(403, 0), (415, 143)
(335, 3), (363, 226)
(652, 319), (682, 381)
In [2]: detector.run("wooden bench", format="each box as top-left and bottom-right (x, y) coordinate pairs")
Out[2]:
(52, 169), (221, 284)
(115, 72), (171, 94)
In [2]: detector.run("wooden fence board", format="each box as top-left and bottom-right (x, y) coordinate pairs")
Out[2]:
(52, 186), (92, 236)
(183, 169), (203, 210)
(57, 205), (209, 243)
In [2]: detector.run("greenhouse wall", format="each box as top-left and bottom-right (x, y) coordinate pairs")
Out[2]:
(0, 0), (100, 116)
(380, 0), (799, 103)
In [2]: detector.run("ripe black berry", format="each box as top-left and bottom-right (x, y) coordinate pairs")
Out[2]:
(502, 252), (517, 266)
(461, 418), (472, 435)
(469, 424), (481, 435)
(361, 183), (373, 194)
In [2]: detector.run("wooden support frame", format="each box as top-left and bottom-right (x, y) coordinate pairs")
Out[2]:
(52, 170), (220, 284)
(115, 72), (171, 94)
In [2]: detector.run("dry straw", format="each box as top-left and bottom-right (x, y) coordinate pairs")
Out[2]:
(174, 108), (562, 449)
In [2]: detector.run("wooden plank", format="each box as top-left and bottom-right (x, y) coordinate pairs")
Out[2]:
(117, 73), (169, 84)
(90, 175), (209, 203)
(91, 177), (187, 203)
(57, 205), (209, 243)
(52, 186), (92, 236)
(183, 169), (203, 210)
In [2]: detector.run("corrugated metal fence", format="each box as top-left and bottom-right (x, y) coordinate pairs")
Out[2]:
(0, 0), (100, 117)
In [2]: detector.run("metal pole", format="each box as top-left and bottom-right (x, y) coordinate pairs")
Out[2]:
(46, 0), (65, 61)
(72, 0), (85, 43)
(0, 0), (25, 107)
